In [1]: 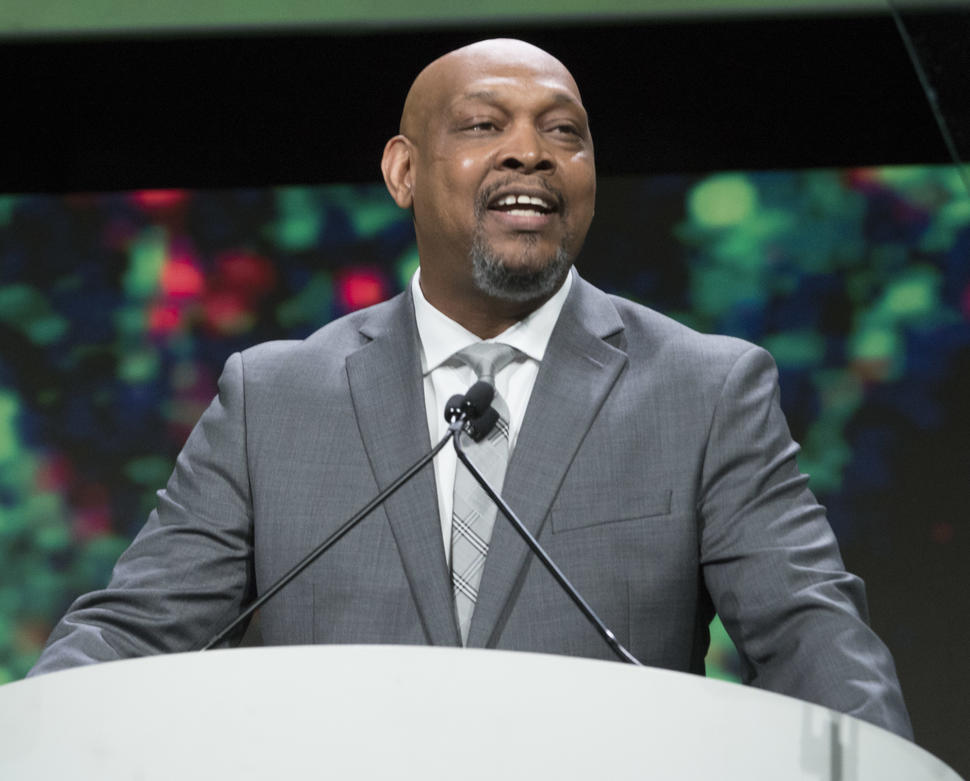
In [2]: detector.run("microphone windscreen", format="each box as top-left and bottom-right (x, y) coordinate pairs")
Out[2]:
(444, 394), (466, 422)
(464, 381), (494, 416)
(464, 407), (499, 442)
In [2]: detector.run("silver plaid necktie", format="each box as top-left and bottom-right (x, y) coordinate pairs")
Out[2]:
(451, 342), (519, 645)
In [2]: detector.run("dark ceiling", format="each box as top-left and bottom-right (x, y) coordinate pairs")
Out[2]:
(2, 8), (967, 192)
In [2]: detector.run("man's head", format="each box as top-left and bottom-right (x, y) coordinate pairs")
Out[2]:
(381, 39), (595, 332)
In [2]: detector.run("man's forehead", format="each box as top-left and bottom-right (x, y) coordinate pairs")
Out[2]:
(436, 53), (582, 106)
(447, 74), (584, 109)
(400, 39), (583, 134)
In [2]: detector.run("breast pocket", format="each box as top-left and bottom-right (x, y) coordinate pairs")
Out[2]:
(550, 488), (672, 534)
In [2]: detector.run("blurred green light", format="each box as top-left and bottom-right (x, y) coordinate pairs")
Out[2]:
(124, 456), (173, 487)
(691, 266), (763, 317)
(712, 230), (763, 267)
(0, 285), (68, 345)
(0, 195), (17, 227)
(272, 187), (324, 251)
(762, 330), (825, 369)
(118, 348), (160, 384)
(351, 199), (405, 238)
(0, 392), (21, 463)
(25, 314), (68, 345)
(921, 198), (970, 251)
(705, 614), (741, 683)
(396, 246), (420, 290)
(124, 228), (167, 299)
(324, 185), (404, 238)
(872, 165), (928, 188)
(880, 269), (940, 320)
(884, 279), (933, 317)
(23, 493), (62, 527)
(114, 305), (148, 337)
(0, 284), (32, 315)
(851, 327), (898, 360)
(689, 174), (758, 228)
(35, 520), (70, 552)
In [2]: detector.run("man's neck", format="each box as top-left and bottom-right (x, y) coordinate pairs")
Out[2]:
(417, 272), (568, 340)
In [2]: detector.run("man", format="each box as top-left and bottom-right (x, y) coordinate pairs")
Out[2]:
(30, 39), (911, 739)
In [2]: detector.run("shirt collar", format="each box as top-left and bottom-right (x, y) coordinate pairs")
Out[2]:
(411, 266), (573, 375)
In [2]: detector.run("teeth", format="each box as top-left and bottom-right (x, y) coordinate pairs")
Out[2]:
(507, 208), (543, 216)
(495, 193), (551, 209)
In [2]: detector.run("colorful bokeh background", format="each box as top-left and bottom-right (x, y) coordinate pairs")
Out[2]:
(0, 166), (967, 747)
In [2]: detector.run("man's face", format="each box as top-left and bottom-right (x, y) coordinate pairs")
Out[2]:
(405, 52), (596, 304)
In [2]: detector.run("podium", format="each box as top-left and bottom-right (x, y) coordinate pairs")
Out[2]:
(0, 645), (960, 780)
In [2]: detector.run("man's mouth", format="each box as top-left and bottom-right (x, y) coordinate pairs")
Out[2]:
(488, 192), (556, 218)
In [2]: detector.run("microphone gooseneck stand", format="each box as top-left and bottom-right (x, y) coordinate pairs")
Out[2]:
(451, 385), (644, 667)
(199, 390), (490, 652)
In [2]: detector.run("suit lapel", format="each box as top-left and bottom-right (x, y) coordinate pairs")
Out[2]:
(467, 277), (629, 648)
(345, 292), (460, 647)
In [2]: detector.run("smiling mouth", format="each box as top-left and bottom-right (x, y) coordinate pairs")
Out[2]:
(486, 191), (559, 219)
(490, 193), (554, 217)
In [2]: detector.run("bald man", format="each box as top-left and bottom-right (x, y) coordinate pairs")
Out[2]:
(30, 40), (912, 740)
(382, 38), (595, 338)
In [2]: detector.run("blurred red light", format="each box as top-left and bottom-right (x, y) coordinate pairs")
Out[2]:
(844, 168), (882, 194)
(337, 268), (388, 311)
(214, 251), (276, 302)
(203, 290), (254, 335)
(161, 260), (205, 298)
(72, 483), (112, 541)
(74, 506), (112, 540)
(148, 303), (183, 334)
(131, 190), (190, 210)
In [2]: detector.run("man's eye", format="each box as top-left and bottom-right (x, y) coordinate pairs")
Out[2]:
(467, 121), (497, 131)
(551, 124), (579, 135)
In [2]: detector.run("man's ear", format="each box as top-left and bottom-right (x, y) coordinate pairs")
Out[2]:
(381, 135), (414, 209)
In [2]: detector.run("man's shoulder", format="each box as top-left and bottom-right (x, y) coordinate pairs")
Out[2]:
(234, 292), (409, 380)
(601, 290), (761, 371)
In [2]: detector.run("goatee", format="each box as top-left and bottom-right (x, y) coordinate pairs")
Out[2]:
(468, 180), (575, 303)
(470, 236), (572, 303)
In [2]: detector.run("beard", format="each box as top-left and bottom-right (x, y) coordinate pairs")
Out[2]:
(468, 205), (575, 304)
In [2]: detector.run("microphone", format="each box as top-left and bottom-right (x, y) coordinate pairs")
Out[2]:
(452, 383), (643, 666)
(200, 384), (483, 651)
(445, 394), (466, 422)
(445, 386), (498, 442)
(463, 380), (494, 417)
(463, 407), (498, 442)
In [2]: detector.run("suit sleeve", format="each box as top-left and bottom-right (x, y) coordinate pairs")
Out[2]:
(698, 345), (913, 739)
(29, 352), (256, 675)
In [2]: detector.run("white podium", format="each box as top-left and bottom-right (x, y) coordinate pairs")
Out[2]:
(0, 645), (960, 780)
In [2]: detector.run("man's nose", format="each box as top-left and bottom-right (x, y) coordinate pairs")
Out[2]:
(496, 124), (555, 173)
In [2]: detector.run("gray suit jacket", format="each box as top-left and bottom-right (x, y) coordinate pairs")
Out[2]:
(31, 275), (912, 738)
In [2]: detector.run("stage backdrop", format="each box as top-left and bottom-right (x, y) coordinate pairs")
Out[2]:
(0, 164), (967, 768)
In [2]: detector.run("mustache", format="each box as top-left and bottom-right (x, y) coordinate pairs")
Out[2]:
(476, 178), (567, 216)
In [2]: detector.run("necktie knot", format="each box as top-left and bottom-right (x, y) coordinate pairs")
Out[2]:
(454, 342), (519, 385)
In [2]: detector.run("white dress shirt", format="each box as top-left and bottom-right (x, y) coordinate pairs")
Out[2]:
(411, 267), (573, 561)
